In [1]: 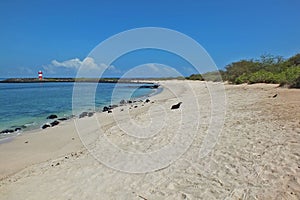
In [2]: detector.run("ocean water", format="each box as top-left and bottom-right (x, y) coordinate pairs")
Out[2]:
(0, 82), (157, 137)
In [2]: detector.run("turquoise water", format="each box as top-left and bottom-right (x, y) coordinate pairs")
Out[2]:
(0, 82), (157, 136)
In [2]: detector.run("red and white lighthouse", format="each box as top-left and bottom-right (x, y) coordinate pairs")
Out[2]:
(38, 70), (43, 80)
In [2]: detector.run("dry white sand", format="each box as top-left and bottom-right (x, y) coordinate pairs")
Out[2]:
(0, 80), (299, 199)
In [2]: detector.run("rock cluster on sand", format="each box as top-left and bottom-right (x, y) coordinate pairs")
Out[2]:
(1, 98), (153, 133)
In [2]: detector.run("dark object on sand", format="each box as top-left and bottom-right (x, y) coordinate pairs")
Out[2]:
(88, 112), (94, 117)
(171, 102), (182, 110)
(42, 124), (51, 129)
(108, 110), (112, 113)
(50, 120), (60, 127)
(127, 100), (133, 104)
(47, 114), (58, 119)
(272, 94), (278, 98)
(145, 99), (150, 103)
(134, 105), (138, 108)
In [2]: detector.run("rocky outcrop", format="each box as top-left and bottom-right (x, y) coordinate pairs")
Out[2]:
(0, 129), (14, 134)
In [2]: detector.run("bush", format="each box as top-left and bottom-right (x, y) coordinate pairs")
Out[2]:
(290, 76), (300, 88)
(202, 71), (224, 82)
(279, 66), (300, 87)
(235, 73), (250, 84)
(248, 70), (276, 84)
(187, 74), (204, 80)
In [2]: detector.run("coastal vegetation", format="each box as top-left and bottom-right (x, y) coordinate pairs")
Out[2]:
(188, 53), (300, 88)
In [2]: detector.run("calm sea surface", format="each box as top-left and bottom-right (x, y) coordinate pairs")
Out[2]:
(0, 82), (157, 136)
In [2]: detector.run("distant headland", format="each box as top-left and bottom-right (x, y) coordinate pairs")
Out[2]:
(0, 78), (160, 88)
(1, 77), (148, 83)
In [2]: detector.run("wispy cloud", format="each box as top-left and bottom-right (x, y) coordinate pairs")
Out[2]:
(122, 63), (182, 78)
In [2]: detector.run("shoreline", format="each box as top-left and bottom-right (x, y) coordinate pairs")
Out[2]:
(0, 78), (160, 85)
(0, 81), (161, 140)
(0, 83), (164, 179)
(0, 80), (299, 199)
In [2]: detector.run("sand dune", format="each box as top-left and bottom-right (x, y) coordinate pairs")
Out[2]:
(0, 80), (299, 199)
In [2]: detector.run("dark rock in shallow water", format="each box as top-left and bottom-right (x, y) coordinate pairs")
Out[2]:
(47, 114), (58, 119)
(58, 117), (68, 121)
(110, 105), (118, 109)
(0, 129), (14, 134)
(50, 120), (60, 127)
(79, 112), (88, 118)
(11, 125), (26, 129)
(120, 99), (126, 105)
(42, 124), (51, 129)
(127, 100), (133, 104)
(88, 112), (94, 117)
(14, 127), (22, 132)
(102, 106), (110, 112)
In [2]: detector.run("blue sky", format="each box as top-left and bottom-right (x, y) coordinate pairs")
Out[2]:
(0, 0), (300, 78)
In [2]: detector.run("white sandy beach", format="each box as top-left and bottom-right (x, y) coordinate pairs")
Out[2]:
(0, 80), (299, 199)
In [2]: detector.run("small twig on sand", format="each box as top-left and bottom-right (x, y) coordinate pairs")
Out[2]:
(138, 195), (147, 200)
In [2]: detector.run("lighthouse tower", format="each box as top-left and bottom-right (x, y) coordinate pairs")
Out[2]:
(38, 70), (43, 80)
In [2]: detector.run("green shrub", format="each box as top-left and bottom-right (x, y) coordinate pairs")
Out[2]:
(187, 74), (204, 80)
(234, 73), (250, 84)
(248, 70), (276, 84)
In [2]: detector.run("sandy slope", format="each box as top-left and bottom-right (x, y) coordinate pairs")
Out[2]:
(0, 80), (299, 199)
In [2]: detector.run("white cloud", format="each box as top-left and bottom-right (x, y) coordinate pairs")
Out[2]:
(51, 58), (82, 69)
(42, 57), (119, 76)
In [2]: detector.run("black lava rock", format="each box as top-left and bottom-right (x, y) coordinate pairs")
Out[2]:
(47, 114), (58, 119)
(120, 99), (126, 105)
(102, 106), (110, 112)
(58, 117), (68, 121)
(0, 129), (14, 134)
(42, 124), (51, 129)
(14, 127), (22, 132)
(79, 112), (88, 118)
(50, 120), (60, 127)
(88, 112), (94, 117)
